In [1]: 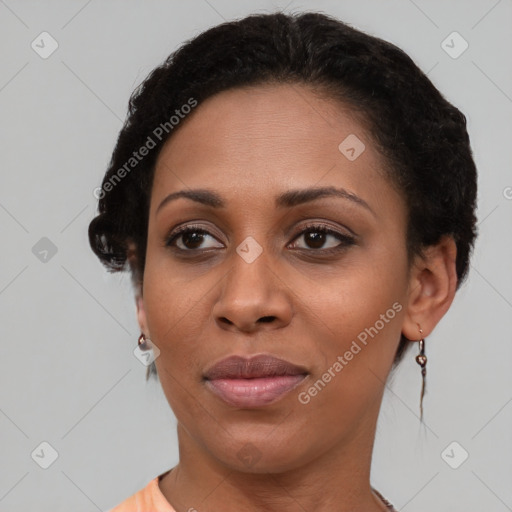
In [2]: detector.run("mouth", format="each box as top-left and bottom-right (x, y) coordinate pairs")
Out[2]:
(203, 354), (308, 408)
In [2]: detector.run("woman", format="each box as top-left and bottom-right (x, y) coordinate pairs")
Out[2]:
(90, 11), (478, 512)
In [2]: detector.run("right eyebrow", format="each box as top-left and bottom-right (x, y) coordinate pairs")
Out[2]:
(156, 189), (225, 214)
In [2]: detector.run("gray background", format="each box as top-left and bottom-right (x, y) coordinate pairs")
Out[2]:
(0, 1), (511, 511)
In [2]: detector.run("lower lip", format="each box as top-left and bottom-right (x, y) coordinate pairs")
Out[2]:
(205, 375), (307, 408)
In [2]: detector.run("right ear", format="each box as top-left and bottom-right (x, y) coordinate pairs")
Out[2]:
(127, 240), (149, 336)
(136, 294), (150, 337)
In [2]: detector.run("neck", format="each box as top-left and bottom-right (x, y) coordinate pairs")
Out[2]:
(159, 406), (388, 512)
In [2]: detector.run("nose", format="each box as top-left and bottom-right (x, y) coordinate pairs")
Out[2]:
(211, 248), (293, 334)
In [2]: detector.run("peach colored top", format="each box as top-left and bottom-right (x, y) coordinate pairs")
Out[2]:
(105, 471), (175, 512)
(105, 469), (397, 511)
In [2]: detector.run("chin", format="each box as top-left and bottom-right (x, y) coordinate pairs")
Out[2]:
(212, 438), (308, 475)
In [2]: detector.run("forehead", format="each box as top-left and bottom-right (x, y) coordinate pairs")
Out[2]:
(151, 83), (398, 214)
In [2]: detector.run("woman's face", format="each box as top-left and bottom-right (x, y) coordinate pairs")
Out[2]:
(140, 83), (413, 472)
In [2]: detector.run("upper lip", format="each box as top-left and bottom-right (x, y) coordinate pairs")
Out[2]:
(203, 354), (308, 380)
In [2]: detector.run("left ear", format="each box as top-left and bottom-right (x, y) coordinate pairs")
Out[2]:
(401, 235), (458, 341)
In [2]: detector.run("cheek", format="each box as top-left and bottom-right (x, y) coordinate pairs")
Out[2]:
(142, 266), (211, 417)
(143, 238), (209, 329)
(142, 261), (202, 359)
(297, 275), (404, 429)
(305, 252), (406, 372)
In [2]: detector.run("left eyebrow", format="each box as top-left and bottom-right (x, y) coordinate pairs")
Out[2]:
(156, 186), (375, 217)
(275, 186), (375, 216)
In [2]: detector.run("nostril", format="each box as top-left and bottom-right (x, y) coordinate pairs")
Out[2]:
(258, 316), (275, 323)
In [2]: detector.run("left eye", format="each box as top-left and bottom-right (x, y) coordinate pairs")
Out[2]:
(289, 225), (355, 251)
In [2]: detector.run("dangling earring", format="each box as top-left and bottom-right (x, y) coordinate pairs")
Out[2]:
(415, 324), (427, 421)
(136, 334), (160, 382)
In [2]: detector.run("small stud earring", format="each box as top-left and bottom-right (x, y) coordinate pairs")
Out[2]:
(138, 333), (152, 351)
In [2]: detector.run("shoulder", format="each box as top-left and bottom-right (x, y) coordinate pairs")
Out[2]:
(105, 471), (176, 512)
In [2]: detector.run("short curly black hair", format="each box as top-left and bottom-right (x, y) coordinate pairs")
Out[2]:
(88, 11), (478, 380)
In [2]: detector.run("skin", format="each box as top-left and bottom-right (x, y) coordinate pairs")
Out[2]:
(135, 83), (458, 512)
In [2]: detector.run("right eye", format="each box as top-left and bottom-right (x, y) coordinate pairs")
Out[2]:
(165, 225), (224, 251)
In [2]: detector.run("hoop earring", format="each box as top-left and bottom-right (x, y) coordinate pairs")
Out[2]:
(415, 324), (427, 421)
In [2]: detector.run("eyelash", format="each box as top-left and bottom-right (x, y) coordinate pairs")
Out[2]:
(165, 222), (356, 256)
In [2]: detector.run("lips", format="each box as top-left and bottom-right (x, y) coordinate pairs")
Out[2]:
(204, 354), (308, 380)
(203, 354), (308, 408)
